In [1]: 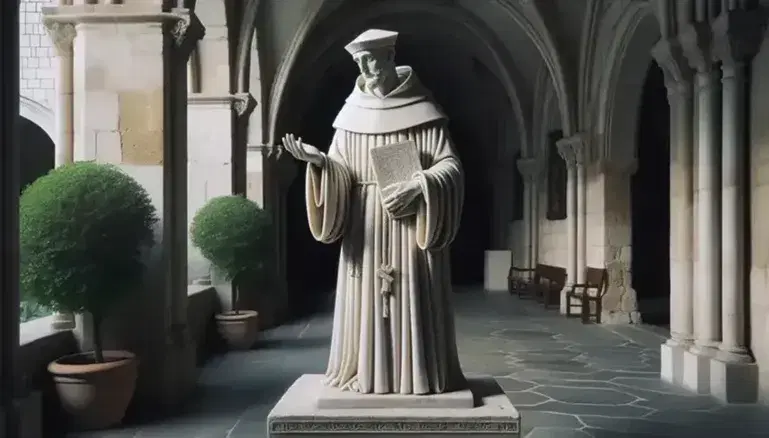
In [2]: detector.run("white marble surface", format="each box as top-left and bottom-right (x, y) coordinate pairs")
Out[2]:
(267, 374), (520, 437)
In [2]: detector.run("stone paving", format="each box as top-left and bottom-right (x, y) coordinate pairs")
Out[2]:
(71, 289), (769, 437)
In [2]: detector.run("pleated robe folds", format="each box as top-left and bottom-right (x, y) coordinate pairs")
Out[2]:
(305, 120), (466, 394)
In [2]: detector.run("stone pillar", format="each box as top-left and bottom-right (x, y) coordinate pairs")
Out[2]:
(42, 1), (204, 410)
(0, 0), (21, 435)
(517, 157), (545, 268)
(556, 137), (578, 314)
(246, 144), (289, 327)
(44, 22), (77, 332)
(186, 92), (255, 286)
(651, 38), (695, 385)
(680, 21), (720, 394)
(708, 7), (765, 403)
(574, 137), (588, 284)
(517, 158), (535, 269)
(47, 23), (75, 167)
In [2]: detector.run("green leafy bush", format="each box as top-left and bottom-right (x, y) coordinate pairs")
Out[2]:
(20, 162), (158, 362)
(190, 195), (273, 312)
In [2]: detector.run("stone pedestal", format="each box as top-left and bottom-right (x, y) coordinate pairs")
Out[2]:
(682, 349), (711, 394)
(660, 342), (686, 385)
(709, 358), (758, 403)
(267, 374), (520, 437)
(484, 250), (511, 292)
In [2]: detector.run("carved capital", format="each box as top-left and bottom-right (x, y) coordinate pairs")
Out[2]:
(44, 22), (76, 57)
(170, 8), (205, 60)
(651, 38), (693, 94)
(556, 134), (587, 168)
(679, 22), (713, 72)
(516, 157), (544, 182)
(233, 93), (257, 117)
(711, 8), (767, 69)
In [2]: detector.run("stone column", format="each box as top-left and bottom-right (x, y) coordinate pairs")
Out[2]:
(44, 22), (77, 332)
(0, 0), (21, 435)
(708, 7), (765, 402)
(680, 21), (720, 394)
(574, 136), (587, 284)
(556, 138), (578, 314)
(42, 1), (204, 410)
(186, 92), (255, 287)
(651, 38), (695, 385)
(47, 23), (75, 167)
(517, 158), (541, 269)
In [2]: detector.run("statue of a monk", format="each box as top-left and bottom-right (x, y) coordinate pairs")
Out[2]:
(282, 29), (466, 395)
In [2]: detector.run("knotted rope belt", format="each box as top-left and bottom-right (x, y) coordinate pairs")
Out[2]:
(351, 180), (396, 319)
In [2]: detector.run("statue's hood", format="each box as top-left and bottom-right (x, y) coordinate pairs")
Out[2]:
(332, 66), (446, 134)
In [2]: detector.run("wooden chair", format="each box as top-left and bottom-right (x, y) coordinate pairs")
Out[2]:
(565, 267), (608, 323)
(508, 266), (535, 296)
(525, 264), (567, 309)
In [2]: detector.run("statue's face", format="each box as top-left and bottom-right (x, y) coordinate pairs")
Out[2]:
(353, 48), (396, 92)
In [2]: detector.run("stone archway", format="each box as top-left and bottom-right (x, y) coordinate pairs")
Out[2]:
(18, 115), (55, 192)
(272, 3), (534, 308)
(593, 3), (662, 324)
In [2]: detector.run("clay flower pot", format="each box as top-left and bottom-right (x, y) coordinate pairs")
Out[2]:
(215, 310), (259, 350)
(48, 350), (138, 430)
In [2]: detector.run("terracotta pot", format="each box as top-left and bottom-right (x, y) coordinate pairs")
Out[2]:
(48, 350), (138, 430)
(215, 310), (259, 350)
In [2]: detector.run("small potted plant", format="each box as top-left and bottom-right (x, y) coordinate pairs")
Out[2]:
(190, 195), (273, 350)
(19, 162), (158, 430)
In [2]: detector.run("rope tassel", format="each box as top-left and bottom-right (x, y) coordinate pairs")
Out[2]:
(377, 264), (395, 318)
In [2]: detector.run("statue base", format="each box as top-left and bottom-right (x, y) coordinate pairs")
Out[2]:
(266, 374), (521, 437)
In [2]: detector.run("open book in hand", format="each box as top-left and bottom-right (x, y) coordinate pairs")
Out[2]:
(370, 140), (423, 219)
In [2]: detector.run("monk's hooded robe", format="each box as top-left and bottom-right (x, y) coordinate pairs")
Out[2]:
(305, 65), (466, 395)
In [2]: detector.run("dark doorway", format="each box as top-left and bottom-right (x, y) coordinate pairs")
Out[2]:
(631, 61), (670, 327)
(18, 116), (54, 192)
(284, 32), (502, 314)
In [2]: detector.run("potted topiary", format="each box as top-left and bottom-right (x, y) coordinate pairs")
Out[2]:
(190, 195), (273, 350)
(19, 162), (158, 430)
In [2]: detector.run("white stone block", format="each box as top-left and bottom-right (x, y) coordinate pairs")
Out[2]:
(267, 374), (520, 437)
(682, 349), (711, 394)
(84, 91), (119, 131)
(95, 130), (122, 164)
(484, 250), (511, 292)
(660, 342), (685, 385)
(709, 358), (758, 403)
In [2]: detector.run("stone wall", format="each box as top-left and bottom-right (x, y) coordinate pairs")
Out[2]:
(748, 36), (769, 404)
(20, 0), (55, 110)
(595, 164), (639, 324)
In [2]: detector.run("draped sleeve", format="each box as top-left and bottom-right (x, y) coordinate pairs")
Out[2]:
(413, 124), (465, 251)
(305, 130), (351, 243)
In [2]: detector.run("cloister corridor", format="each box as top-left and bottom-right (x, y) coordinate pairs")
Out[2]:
(70, 291), (769, 438)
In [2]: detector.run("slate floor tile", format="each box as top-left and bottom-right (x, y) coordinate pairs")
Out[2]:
(67, 291), (769, 438)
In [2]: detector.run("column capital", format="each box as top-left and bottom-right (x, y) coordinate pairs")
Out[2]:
(516, 157), (544, 182)
(233, 93), (257, 118)
(679, 22), (713, 72)
(44, 21), (76, 57)
(170, 8), (205, 60)
(711, 8), (767, 69)
(556, 133), (587, 168)
(651, 38), (693, 94)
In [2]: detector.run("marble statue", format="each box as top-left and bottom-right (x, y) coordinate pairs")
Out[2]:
(282, 29), (466, 395)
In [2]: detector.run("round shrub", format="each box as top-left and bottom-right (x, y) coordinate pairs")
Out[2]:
(190, 195), (273, 304)
(20, 162), (158, 321)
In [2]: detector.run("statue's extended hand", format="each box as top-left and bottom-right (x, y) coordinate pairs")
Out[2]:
(282, 134), (325, 167)
(381, 179), (422, 218)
